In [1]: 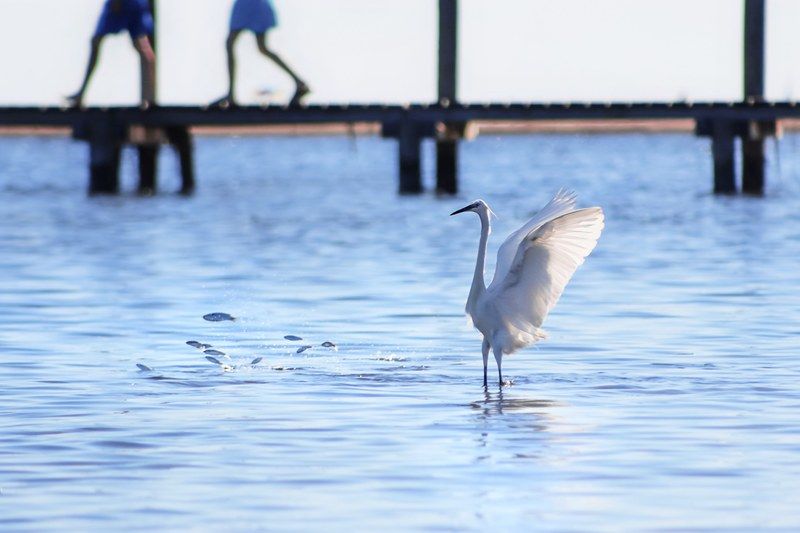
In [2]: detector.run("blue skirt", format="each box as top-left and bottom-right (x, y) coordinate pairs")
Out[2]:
(230, 0), (278, 33)
(94, 0), (154, 39)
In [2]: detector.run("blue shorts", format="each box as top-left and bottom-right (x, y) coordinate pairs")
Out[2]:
(94, 0), (154, 39)
(230, 0), (278, 34)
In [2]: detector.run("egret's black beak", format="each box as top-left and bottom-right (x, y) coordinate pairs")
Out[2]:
(450, 204), (474, 216)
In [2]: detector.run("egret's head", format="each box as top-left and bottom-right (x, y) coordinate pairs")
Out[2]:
(450, 199), (494, 218)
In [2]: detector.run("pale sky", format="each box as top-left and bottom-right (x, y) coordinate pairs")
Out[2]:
(2, 0), (800, 106)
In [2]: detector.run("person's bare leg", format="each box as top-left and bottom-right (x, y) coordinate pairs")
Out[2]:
(226, 31), (240, 102)
(255, 32), (309, 105)
(212, 31), (241, 106)
(67, 36), (104, 107)
(133, 35), (156, 107)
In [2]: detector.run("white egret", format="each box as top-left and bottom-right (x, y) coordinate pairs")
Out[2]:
(450, 190), (604, 387)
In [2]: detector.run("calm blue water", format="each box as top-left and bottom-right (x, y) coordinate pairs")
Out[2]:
(1, 132), (800, 531)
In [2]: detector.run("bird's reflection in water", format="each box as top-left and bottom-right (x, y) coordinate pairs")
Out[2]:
(470, 389), (559, 461)
(471, 388), (558, 418)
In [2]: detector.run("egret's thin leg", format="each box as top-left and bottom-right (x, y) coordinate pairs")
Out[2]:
(493, 345), (504, 387)
(481, 338), (490, 388)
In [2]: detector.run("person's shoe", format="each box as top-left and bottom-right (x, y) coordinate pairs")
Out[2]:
(210, 95), (236, 109)
(65, 92), (84, 108)
(289, 83), (310, 107)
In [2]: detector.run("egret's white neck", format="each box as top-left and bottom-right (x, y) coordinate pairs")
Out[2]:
(467, 210), (490, 308)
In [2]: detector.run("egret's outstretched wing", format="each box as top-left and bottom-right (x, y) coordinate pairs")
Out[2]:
(488, 189), (577, 289)
(489, 207), (604, 337)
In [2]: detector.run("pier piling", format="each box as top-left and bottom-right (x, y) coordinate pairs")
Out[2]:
(742, 136), (765, 194)
(436, 136), (458, 194)
(436, 0), (459, 195)
(88, 118), (123, 194)
(133, 126), (195, 194)
(137, 145), (159, 195)
(742, 0), (766, 194)
(398, 120), (423, 194)
(136, 0), (162, 196)
(167, 126), (195, 194)
(710, 120), (736, 194)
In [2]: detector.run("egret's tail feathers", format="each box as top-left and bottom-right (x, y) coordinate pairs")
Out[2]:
(496, 325), (548, 355)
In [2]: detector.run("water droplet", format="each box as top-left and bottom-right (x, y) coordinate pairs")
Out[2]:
(284, 335), (303, 341)
(203, 313), (236, 322)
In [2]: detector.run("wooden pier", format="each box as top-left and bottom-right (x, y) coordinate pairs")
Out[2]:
(0, 0), (782, 196)
(0, 100), (790, 195)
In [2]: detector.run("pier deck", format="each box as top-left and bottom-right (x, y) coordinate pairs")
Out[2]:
(0, 101), (798, 126)
(0, 101), (788, 195)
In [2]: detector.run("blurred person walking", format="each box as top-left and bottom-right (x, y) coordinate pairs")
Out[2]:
(68, 0), (156, 108)
(214, 0), (310, 107)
